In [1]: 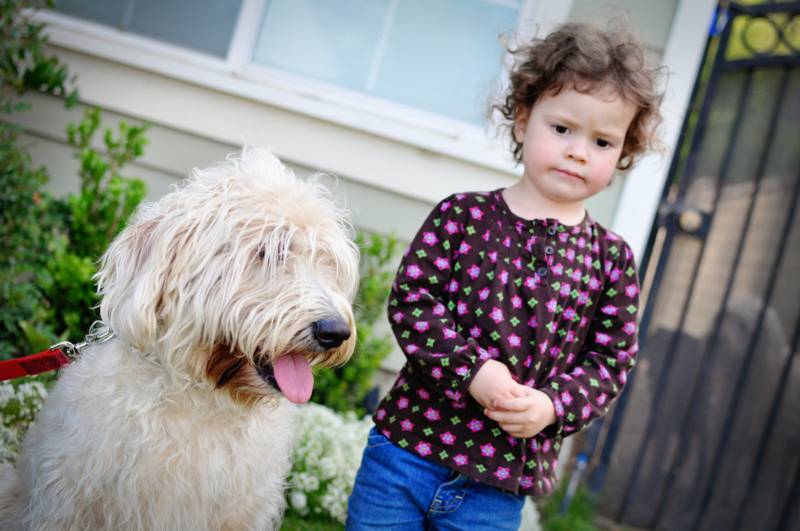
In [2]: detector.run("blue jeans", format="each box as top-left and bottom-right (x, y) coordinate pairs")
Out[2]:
(346, 427), (526, 530)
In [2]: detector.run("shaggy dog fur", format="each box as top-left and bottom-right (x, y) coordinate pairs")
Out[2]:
(0, 148), (359, 530)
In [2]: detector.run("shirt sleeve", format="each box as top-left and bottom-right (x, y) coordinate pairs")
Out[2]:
(387, 195), (490, 401)
(540, 239), (640, 438)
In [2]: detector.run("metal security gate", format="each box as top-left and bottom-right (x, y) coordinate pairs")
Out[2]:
(587, 3), (800, 530)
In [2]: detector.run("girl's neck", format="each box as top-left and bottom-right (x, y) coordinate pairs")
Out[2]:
(502, 181), (586, 225)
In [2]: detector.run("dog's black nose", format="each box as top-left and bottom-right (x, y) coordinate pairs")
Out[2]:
(312, 318), (351, 349)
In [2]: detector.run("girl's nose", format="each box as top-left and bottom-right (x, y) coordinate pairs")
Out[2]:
(566, 139), (588, 163)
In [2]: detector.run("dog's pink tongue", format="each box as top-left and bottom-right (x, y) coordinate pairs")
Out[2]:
(272, 353), (314, 404)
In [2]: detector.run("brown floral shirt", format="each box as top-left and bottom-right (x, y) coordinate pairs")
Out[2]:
(373, 190), (640, 496)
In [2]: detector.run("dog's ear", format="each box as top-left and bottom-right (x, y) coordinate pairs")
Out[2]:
(95, 217), (161, 349)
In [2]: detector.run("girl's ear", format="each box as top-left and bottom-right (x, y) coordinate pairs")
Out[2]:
(513, 107), (530, 143)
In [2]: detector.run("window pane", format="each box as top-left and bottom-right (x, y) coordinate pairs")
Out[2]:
(55, 0), (243, 57)
(374, 0), (518, 124)
(252, 0), (519, 125)
(252, 0), (390, 92)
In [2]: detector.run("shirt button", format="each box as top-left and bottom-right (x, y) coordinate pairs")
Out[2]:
(537, 267), (549, 277)
(544, 246), (555, 255)
(547, 226), (557, 236)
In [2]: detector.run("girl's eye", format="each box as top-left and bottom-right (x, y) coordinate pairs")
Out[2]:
(595, 138), (612, 148)
(553, 124), (569, 134)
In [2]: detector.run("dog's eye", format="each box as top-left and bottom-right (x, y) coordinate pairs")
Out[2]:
(257, 247), (266, 261)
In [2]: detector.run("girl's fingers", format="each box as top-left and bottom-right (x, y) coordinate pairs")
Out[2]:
(492, 396), (529, 411)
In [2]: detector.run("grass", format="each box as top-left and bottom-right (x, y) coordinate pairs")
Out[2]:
(280, 512), (343, 531)
(538, 476), (599, 531)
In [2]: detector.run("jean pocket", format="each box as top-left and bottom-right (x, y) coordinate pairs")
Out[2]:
(366, 427), (392, 449)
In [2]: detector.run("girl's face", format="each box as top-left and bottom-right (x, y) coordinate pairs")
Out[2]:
(514, 85), (637, 210)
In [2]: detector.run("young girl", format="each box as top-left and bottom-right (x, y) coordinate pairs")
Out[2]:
(346, 22), (662, 530)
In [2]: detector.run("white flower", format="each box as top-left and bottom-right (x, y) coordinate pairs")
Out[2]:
(289, 491), (307, 513)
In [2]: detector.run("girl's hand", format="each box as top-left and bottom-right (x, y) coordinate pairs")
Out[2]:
(485, 389), (557, 439)
(467, 359), (521, 409)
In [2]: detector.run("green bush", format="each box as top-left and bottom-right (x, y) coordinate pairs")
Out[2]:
(312, 231), (398, 415)
(538, 474), (599, 531)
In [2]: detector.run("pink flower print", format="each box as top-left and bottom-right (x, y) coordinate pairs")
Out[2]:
(528, 316), (538, 328)
(560, 283), (571, 296)
(617, 350), (630, 363)
(581, 405), (592, 419)
(566, 353), (575, 364)
(423, 407), (441, 421)
(566, 248), (576, 262)
(457, 301), (468, 316)
(508, 334), (521, 348)
(595, 332), (612, 346)
(511, 296), (523, 309)
(625, 283), (639, 298)
(392, 311), (404, 323)
(502, 236), (511, 248)
(469, 206), (484, 220)
(499, 270), (509, 284)
(467, 264), (481, 279)
(447, 279), (460, 293)
(400, 419), (415, 431)
(563, 307), (576, 320)
(524, 356), (533, 368)
(566, 330), (576, 342)
(549, 347), (560, 359)
(441, 200), (452, 211)
(610, 267), (622, 282)
(597, 393), (608, 406)
(487, 347), (500, 359)
(453, 454), (469, 466)
(619, 370), (628, 385)
(440, 431), (456, 445)
(406, 344), (419, 354)
(494, 467), (511, 481)
(580, 316), (589, 327)
(577, 237), (586, 248)
(578, 291), (590, 305)
(431, 367), (443, 380)
(396, 396), (410, 409)
(573, 367), (586, 377)
(525, 276), (537, 289)
(413, 321), (430, 333)
(406, 264), (423, 279)
(422, 232), (439, 246)
(559, 232), (569, 243)
(433, 303), (446, 316)
(489, 307), (504, 323)
(458, 241), (472, 255)
(589, 277), (601, 291)
(443, 328), (458, 339)
(480, 444), (496, 458)
(546, 299), (558, 313)
(434, 257), (450, 271)
(478, 287), (491, 301)
(455, 365), (469, 377)
(444, 389), (462, 401)
(552, 263), (564, 276)
(415, 442), (432, 457)
(488, 251), (498, 263)
(584, 255), (593, 267)
(417, 388), (431, 400)
(542, 440), (551, 453)
(601, 304), (618, 316)
(404, 292), (421, 303)
(520, 476), (534, 489)
(561, 391), (573, 406)
(469, 326), (482, 338)
(513, 257), (523, 270)
(467, 419), (484, 432)
(376, 408), (387, 420)
(599, 366), (611, 380)
(444, 220), (459, 235)
(572, 269), (583, 282)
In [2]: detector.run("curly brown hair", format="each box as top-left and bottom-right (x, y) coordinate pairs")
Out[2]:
(495, 22), (663, 170)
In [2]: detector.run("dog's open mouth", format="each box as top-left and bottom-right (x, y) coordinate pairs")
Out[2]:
(256, 353), (314, 405)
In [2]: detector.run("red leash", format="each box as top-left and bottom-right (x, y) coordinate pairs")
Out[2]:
(0, 322), (114, 382)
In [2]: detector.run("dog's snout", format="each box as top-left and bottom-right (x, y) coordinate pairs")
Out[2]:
(312, 318), (351, 349)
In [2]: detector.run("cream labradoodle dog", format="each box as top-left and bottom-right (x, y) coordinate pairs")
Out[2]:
(0, 148), (359, 530)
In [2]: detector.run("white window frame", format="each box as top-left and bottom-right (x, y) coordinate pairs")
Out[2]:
(34, 0), (572, 174)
